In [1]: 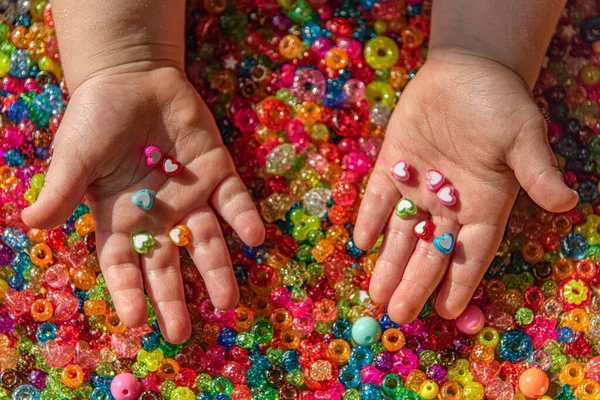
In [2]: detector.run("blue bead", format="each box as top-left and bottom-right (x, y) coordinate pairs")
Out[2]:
(34, 146), (50, 160)
(9, 49), (30, 79)
(332, 318), (352, 339)
(242, 243), (263, 259)
(8, 101), (28, 122)
(8, 273), (25, 290)
(407, 3), (422, 17)
(1, 227), (28, 250)
(557, 326), (575, 343)
(214, 395), (230, 400)
(197, 393), (214, 400)
(12, 384), (40, 400)
(142, 332), (161, 351)
(248, 349), (271, 370)
(217, 327), (237, 348)
(560, 232), (588, 260)
(281, 350), (299, 371)
(36, 322), (57, 344)
(348, 346), (372, 368)
(339, 365), (361, 388)
(90, 386), (112, 400)
(345, 238), (365, 258)
(5, 148), (24, 167)
(379, 313), (400, 331)
(11, 251), (31, 274)
(15, 14), (31, 28)
(360, 383), (383, 400)
(498, 329), (534, 363)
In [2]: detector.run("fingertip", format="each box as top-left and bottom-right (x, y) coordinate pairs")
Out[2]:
(434, 297), (464, 321)
(21, 201), (65, 229)
(204, 267), (239, 310)
(113, 294), (148, 329)
(387, 300), (419, 325)
(161, 316), (192, 345)
(530, 175), (578, 212)
(238, 213), (265, 247)
(211, 288), (239, 311)
(353, 230), (376, 251)
(368, 276), (392, 306)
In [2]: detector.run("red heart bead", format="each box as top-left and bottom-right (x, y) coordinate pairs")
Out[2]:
(413, 219), (434, 240)
(162, 156), (183, 176)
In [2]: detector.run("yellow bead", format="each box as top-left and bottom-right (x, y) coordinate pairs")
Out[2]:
(418, 380), (439, 400)
(364, 36), (399, 70)
(0, 279), (8, 301)
(581, 65), (600, 86)
(365, 81), (396, 108)
(0, 52), (9, 77)
(462, 382), (485, 400)
(374, 20), (388, 35)
(38, 56), (62, 80)
(171, 386), (196, 400)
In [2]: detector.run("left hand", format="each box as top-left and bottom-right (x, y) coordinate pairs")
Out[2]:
(354, 51), (578, 323)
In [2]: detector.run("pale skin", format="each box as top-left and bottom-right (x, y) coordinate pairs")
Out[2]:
(22, 1), (577, 343)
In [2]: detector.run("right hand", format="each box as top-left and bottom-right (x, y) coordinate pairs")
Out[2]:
(22, 66), (265, 344)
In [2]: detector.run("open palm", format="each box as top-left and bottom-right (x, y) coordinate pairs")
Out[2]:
(354, 54), (577, 323)
(22, 68), (265, 343)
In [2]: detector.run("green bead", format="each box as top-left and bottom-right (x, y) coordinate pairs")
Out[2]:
(351, 316), (381, 346)
(212, 376), (233, 395)
(0, 25), (9, 41)
(160, 380), (177, 399)
(252, 319), (274, 343)
(343, 389), (361, 400)
(170, 387), (195, 400)
(236, 331), (257, 348)
(286, 369), (304, 387)
(382, 374), (403, 397)
(132, 361), (148, 378)
(266, 348), (283, 365)
(516, 307), (534, 325)
(419, 350), (437, 368)
(195, 373), (213, 391)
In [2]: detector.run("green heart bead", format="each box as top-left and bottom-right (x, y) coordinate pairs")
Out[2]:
(132, 232), (155, 254)
(395, 198), (417, 219)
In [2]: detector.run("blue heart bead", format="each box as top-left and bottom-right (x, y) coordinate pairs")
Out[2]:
(433, 232), (455, 254)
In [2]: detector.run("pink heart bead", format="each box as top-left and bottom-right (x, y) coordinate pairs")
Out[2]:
(436, 184), (457, 206)
(144, 145), (164, 168)
(390, 160), (410, 182)
(425, 169), (445, 191)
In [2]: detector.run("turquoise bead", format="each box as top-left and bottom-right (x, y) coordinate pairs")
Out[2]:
(351, 316), (381, 346)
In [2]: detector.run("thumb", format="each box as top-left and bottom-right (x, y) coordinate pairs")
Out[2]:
(22, 117), (95, 229)
(506, 107), (578, 213)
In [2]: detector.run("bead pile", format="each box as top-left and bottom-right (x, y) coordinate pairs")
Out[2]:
(0, 1), (598, 400)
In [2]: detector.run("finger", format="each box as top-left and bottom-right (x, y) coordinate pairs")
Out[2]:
(506, 106), (578, 212)
(435, 222), (503, 319)
(210, 174), (265, 247)
(354, 170), (402, 251)
(141, 234), (191, 344)
(368, 208), (427, 305)
(22, 113), (95, 228)
(388, 216), (460, 324)
(183, 206), (239, 310)
(96, 232), (147, 328)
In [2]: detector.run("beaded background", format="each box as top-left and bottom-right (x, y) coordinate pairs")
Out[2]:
(0, 0), (598, 399)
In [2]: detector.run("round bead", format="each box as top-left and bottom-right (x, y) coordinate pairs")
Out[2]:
(110, 373), (142, 400)
(351, 316), (381, 346)
(518, 368), (549, 398)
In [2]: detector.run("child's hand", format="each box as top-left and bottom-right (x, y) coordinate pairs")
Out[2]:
(354, 52), (577, 323)
(22, 67), (265, 343)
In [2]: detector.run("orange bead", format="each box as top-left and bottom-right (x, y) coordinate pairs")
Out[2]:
(279, 329), (300, 350)
(574, 379), (600, 400)
(522, 240), (543, 264)
(270, 308), (293, 331)
(72, 267), (96, 290)
(10, 26), (30, 49)
(30, 243), (53, 267)
(559, 363), (585, 386)
(553, 259), (575, 281)
(325, 48), (349, 70)
(75, 213), (95, 236)
(158, 358), (180, 380)
(83, 299), (106, 316)
(61, 364), (84, 388)
(169, 224), (190, 247)
(400, 25), (424, 49)
(279, 35), (303, 60)
(297, 102), (321, 125)
(381, 328), (405, 352)
(518, 368), (549, 398)
(328, 338), (351, 365)
(30, 298), (53, 321)
(234, 306), (255, 332)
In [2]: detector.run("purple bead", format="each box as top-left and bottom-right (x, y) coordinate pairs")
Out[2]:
(426, 364), (447, 384)
(404, 335), (424, 354)
(29, 369), (48, 389)
(452, 334), (474, 357)
(0, 313), (14, 334)
(0, 242), (15, 265)
(401, 319), (423, 335)
(372, 351), (393, 372)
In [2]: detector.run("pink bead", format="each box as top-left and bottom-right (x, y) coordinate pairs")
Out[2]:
(455, 305), (485, 335)
(425, 170), (445, 191)
(436, 184), (457, 206)
(110, 373), (142, 400)
(390, 160), (410, 182)
(143, 145), (163, 168)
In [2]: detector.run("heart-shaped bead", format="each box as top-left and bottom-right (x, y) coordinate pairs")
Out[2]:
(390, 160), (410, 182)
(395, 198), (417, 219)
(413, 219), (434, 240)
(44, 339), (75, 368)
(162, 156), (182, 176)
(437, 184), (457, 206)
(169, 224), (190, 247)
(4, 288), (34, 317)
(144, 146), (163, 168)
(131, 189), (153, 211)
(433, 232), (455, 254)
(132, 232), (155, 254)
(425, 170), (445, 191)
(75, 341), (101, 370)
